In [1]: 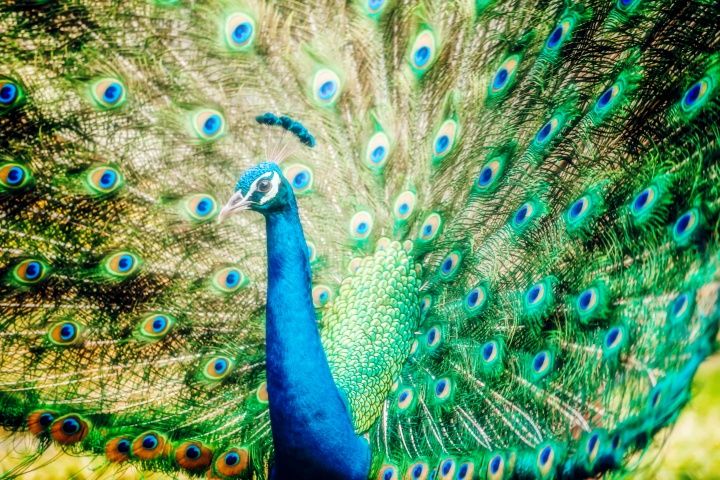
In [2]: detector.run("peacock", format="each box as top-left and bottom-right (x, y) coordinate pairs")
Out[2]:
(1, 0), (719, 478)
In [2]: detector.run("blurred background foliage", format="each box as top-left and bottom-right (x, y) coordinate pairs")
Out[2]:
(1, 354), (719, 479)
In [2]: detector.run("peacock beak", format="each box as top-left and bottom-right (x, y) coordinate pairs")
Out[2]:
(218, 191), (251, 223)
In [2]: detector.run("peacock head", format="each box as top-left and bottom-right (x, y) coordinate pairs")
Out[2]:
(219, 113), (316, 221)
(219, 162), (294, 220)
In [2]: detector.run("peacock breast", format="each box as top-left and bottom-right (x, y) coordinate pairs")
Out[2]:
(319, 241), (420, 433)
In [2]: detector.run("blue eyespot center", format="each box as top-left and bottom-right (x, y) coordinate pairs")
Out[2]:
(458, 464), (468, 478)
(0, 83), (18, 104)
(142, 434), (158, 449)
(383, 469), (394, 480)
(423, 224), (433, 235)
(493, 68), (508, 90)
(25, 261), (41, 279)
(427, 328), (437, 344)
(634, 189), (650, 210)
(214, 359), (228, 374)
(539, 446), (552, 465)
(442, 460), (452, 474)
(414, 46), (431, 67)
(528, 285), (541, 303)
(62, 418), (80, 435)
(673, 294), (687, 315)
(203, 114), (221, 135)
(442, 258), (454, 273)
(59, 323), (76, 340)
(478, 166), (493, 185)
(536, 122), (553, 143)
(39, 413), (54, 427)
(186, 445), (201, 459)
(578, 290), (593, 310)
(468, 290), (479, 306)
(7, 166), (24, 184)
(533, 352), (547, 372)
(588, 434), (599, 453)
(117, 255), (134, 272)
(102, 82), (122, 103)
(318, 80), (337, 100)
(152, 316), (167, 332)
(547, 25), (563, 48)
(570, 199), (585, 218)
(294, 172), (308, 188)
(413, 464), (424, 477)
(675, 212), (692, 235)
(117, 439), (131, 453)
(482, 342), (495, 361)
(435, 380), (447, 395)
(99, 170), (117, 188)
(489, 455), (502, 474)
(515, 205), (528, 224)
(356, 222), (368, 234)
(435, 134), (450, 154)
(598, 87), (614, 108)
(371, 145), (386, 163)
(399, 391), (409, 402)
(225, 271), (239, 288)
(232, 22), (253, 44)
(225, 452), (240, 466)
(684, 82), (702, 106)
(605, 327), (621, 347)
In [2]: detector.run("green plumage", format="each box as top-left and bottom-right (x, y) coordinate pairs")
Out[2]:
(0, 0), (719, 479)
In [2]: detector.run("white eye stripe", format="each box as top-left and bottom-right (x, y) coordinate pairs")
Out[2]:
(245, 171), (280, 205)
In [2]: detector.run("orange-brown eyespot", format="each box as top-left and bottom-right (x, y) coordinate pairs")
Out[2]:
(105, 436), (132, 463)
(132, 431), (171, 460)
(27, 410), (57, 435)
(50, 414), (90, 445)
(214, 447), (250, 477)
(175, 441), (214, 471)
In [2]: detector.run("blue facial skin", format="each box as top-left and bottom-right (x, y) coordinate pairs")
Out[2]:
(233, 162), (370, 479)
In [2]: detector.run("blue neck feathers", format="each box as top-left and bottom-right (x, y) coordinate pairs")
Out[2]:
(263, 193), (370, 479)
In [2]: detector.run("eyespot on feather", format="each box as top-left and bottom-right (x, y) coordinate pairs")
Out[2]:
(214, 447), (250, 477)
(312, 284), (333, 308)
(138, 313), (175, 341)
(201, 355), (235, 381)
(106, 436), (132, 463)
(175, 441), (213, 471)
(0, 77), (26, 111)
(50, 414), (90, 445)
(417, 213), (443, 242)
(224, 12), (256, 51)
(404, 461), (429, 480)
(349, 211), (374, 240)
(84, 165), (123, 196)
(365, 131), (391, 170)
(27, 410), (57, 435)
(284, 164), (314, 194)
(12, 258), (49, 285)
(211, 266), (248, 294)
(0, 162), (32, 190)
(102, 251), (141, 279)
(377, 464), (399, 480)
(191, 109), (226, 141)
(409, 29), (437, 73)
(312, 68), (342, 105)
(89, 78), (126, 109)
(48, 320), (83, 346)
(183, 194), (218, 222)
(132, 431), (171, 460)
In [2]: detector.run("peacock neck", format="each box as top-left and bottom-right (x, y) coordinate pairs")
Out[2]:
(263, 197), (369, 480)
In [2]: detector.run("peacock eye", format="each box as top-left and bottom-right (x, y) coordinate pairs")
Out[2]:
(257, 178), (271, 193)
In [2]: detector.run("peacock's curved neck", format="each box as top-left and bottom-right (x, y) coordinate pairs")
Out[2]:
(263, 195), (369, 480)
